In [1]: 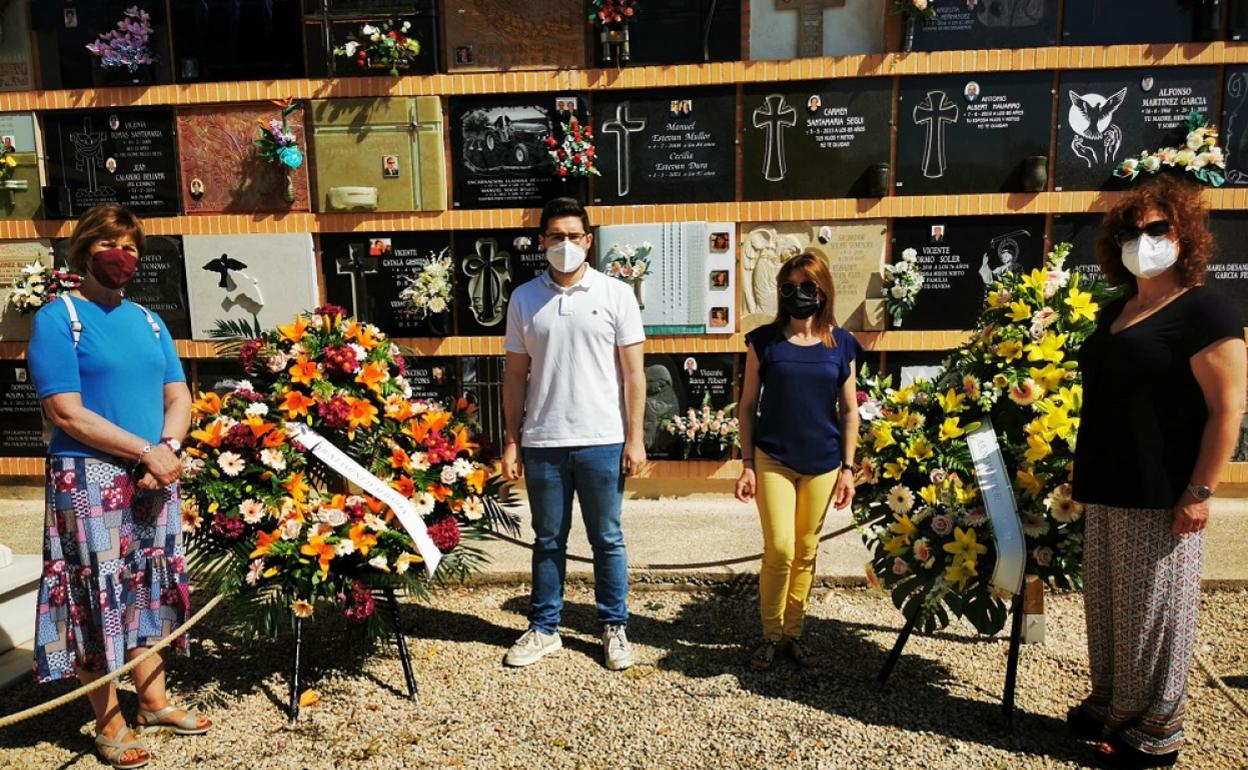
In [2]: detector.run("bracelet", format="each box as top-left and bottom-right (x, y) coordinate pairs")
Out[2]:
(842, 462), (855, 471)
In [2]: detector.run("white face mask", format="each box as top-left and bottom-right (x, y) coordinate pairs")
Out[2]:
(1121, 234), (1178, 279)
(546, 240), (587, 274)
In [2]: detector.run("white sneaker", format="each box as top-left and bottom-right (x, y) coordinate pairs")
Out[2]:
(602, 624), (635, 671)
(504, 629), (562, 667)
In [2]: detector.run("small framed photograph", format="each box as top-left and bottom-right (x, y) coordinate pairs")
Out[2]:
(369, 237), (393, 257)
(108, 115), (120, 132)
(382, 155), (401, 178)
(455, 46), (473, 65)
(105, 157), (118, 174)
(64, 8), (78, 28)
(709, 307), (729, 328)
(1, 136), (15, 152)
(710, 231), (730, 252)
(930, 224), (945, 244)
(683, 357), (698, 373)
(555, 97), (577, 115)
(709, 270), (730, 290)
(806, 94), (822, 113)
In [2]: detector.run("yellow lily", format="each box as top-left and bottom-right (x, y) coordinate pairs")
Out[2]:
(1006, 301), (1032, 322)
(1025, 332), (1066, 364)
(938, 417), (965, 442)
(1064, 287), (1099, 323)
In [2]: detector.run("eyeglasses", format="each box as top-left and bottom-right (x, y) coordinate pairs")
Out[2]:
(544, 232), (588, 244)
(1114, 220), (1171, 246)
(779, 280), (819, 299)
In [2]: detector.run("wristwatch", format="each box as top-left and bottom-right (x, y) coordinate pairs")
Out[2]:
(1187, 482), (1213, 501)
(161, 437), (182, 453)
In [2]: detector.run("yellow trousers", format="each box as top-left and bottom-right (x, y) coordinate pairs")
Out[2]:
(754, 450), (840, 642)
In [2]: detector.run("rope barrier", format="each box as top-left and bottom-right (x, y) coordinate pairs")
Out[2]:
(1195, 650), (1248, 718)
(0, 594), (223, 730)
(490, 514), (885, 570)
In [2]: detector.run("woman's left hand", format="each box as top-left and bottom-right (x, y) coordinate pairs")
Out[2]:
(832, 468), (855, 510)
(135, 472), (161, 491)
(1172, 493), (1210, 535)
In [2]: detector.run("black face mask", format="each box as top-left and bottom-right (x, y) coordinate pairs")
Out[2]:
(781, 293), (822, 319)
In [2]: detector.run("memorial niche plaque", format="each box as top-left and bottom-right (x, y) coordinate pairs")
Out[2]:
(742, 79), (892, 200)
(0, 364), (44, 457)
(170, 0), (303, 83)
(321, 232), (453, 339)
(450, 94), (587, 210)
(910, 0), (1058, 51)
(748, 0), (886, 60)
(303, 1), (438, 78)
(1207, 213), (1248, 313)
(896, 72), (1053, 196)
(592, 87), (736, 206)
(442, 0), (583, 72)
(1055, 67), (1218, 193)
(31, 1), (174, 89)
(1049, 213), (1105, 282)
(453, 229), (547, 338)
(1062, 0), (1200, 46)
(43, 108), (181, 219)
(0, 113), (45, 221)
(642, 354), (736, 461)
(891, 215), (1046, 330)
(1221, 67), (1248, 187)
(406, 357), (460, 405)
(621, 0), (740, 65)
(0, 1), (34, 91)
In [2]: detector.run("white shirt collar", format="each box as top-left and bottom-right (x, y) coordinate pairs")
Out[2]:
(540, 265), (599, 293)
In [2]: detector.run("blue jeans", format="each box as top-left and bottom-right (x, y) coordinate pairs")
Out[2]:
(523, 443), (628, 633)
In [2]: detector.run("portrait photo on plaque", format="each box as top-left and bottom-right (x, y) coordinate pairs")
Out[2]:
(891, 216), (1046, 330)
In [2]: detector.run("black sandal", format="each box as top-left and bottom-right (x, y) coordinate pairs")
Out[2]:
(1094, 735), (1178, 769)
(749, 641), (778, 672)
(783, 637), (823, 668)
(1066, 704), (1103, 740)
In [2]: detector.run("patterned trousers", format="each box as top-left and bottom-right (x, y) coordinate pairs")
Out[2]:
(1080, 503), (1203, 756)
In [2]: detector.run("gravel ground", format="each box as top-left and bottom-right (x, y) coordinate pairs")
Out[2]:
(1, 584), (1246, 770)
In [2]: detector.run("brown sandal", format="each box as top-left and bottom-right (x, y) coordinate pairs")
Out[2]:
(784, 637), (823, 668)
(750, 641), (778, 671)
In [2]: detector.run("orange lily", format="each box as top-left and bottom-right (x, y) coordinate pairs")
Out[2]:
(349, 522), (377, 557)
(262, 429), (288, 448)
(280, 390), (317, 419)
(346, 321), (381, 350)
(430, 483), (453, 503)
(189, 420), (226, 448)
(390, 447), (411, 470)
(466, 468), (487, 495)
(346, 397), (379, 437)
(356, 362), (388, 392)
(384, 394), (413, 422)
(288, 356), (320, 387)
(250, 529), (280, 559)
(391, 475), (415, 498)
(245, 418), (275, 441)
(403, 417), (432, 445)
(193, 391), (222, 416)
(363, 496), (386, 515)
(451, 426), (478, 457)
(277, 315), (309, 343)
(455, 396), (478, 417)
(422, 410), (452, 434)
(300, 536), (335, 576)
(284, 472), (310, 504)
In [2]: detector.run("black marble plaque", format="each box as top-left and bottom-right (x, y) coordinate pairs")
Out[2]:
(896, 72), (1053, 196)
(407, 356), (461, 405)
(453, 228), (548, 337)
(1062, 0), (1201, 45)
(592, 87), (736, 206)
(31, 0), (174, 89)
(450, 94), (588, 210)
(42, 108), (181, 218)
(1049, 213), (1106, 282)
(742, 78), (892, 200)
(1207, 213), (1248, 313)
(0, 364), (44, 457)
(1055, 67), (1218, 192)
(303, 1), (438, 78)
(1221, 67), (1248, 187)
(170, 0), (304, 83)
(643, 353), (735, 460)
(321, 232), (454, 338)
(616, 0), (740, 66)
(891, 216), (1046, 330)
(911, 0), (1059, 51)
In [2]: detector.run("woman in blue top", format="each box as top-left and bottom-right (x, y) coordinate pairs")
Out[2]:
(735, 251), (862, 671)
(27, 205), (210, 769)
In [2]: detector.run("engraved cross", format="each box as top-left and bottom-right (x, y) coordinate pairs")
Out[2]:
(913, 90), (960, 179)
(602, 103), (647, 198)
(752, 94), (798, 182)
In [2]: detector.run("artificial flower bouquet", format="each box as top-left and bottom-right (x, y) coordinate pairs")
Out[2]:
(333, 19), (421, 77)
(399, 255), (454, 319)
(181, 304), (512, 635)
(660, 393), (740, 460)
(854, 243), (1117, 634)
(1115, 110), (1226, 187)
(7, 261), (81, 315)
(86, 6), (157, 72)
(545, 116), (599, 178)
(881, 247), (924, 328)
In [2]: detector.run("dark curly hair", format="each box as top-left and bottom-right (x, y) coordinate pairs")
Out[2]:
(1095, 175), (1212, 289)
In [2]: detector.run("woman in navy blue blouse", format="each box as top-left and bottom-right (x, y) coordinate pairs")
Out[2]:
(735, 251), (862, 671)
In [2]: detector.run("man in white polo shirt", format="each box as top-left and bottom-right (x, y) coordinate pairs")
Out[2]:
(501, 197), (647, 671)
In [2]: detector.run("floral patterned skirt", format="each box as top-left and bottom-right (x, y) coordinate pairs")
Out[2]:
(34, 457), (190, 683)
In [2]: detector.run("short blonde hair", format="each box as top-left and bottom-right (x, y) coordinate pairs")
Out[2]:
(65, 205), (145, 272)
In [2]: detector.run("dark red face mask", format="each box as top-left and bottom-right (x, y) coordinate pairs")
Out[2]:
(89, 248), (138, 290)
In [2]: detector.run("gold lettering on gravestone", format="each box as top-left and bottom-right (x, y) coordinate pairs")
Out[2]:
(775, 0), (846, 58)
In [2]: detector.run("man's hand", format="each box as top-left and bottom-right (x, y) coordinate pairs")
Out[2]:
(501, 441), (522, 482)
(1172, 492), (1210, 535)
(622, 439), (647, 477)
(141, 443), (182, 486)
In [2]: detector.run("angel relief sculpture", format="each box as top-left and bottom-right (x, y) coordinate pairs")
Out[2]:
(741, 226), (805, 329)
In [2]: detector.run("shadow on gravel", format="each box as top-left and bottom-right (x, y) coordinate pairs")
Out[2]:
(417, 590), (1089, 766)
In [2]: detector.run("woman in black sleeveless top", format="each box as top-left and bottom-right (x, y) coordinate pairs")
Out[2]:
(1069, 176), (1245, 769)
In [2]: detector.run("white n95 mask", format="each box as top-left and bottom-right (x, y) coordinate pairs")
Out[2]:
(546, 240), (587, 274)
(1121, 235), (1178, 279)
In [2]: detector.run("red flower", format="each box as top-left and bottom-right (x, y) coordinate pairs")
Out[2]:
(343, 581), (375, 623)
(586, 146), (596, 157)
(210, 513), (245, 541)
(239, 339), (263, 374)
(546, 136), (558, 147)
(427, 516), (461, 553)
